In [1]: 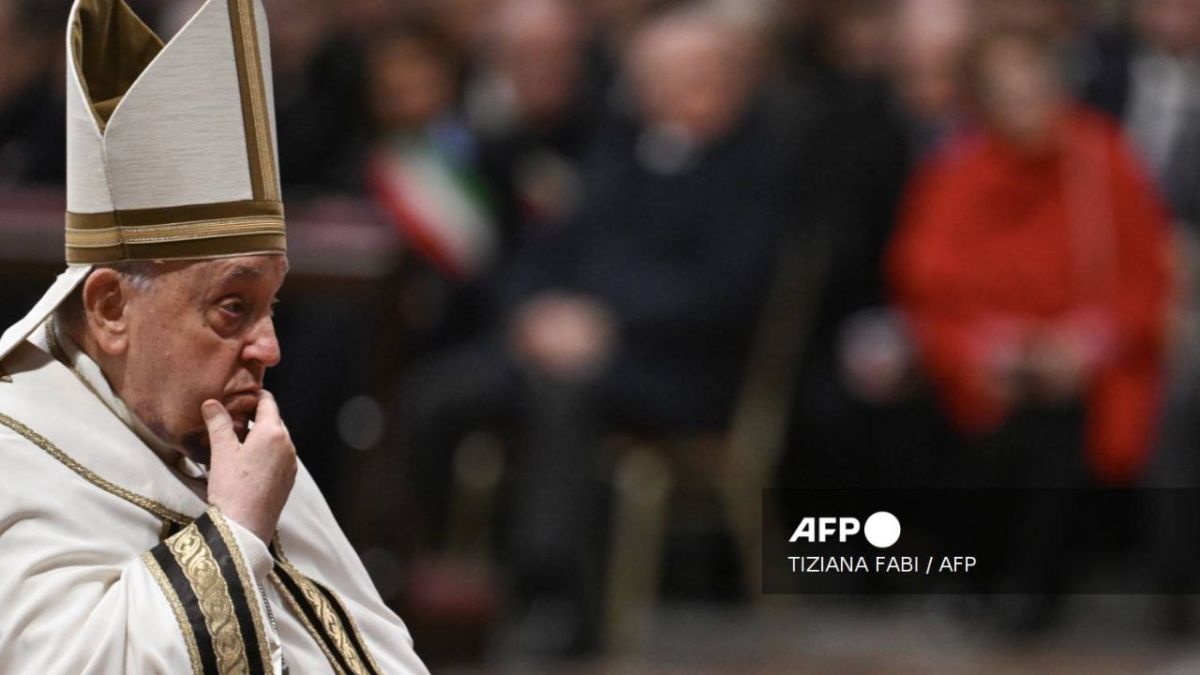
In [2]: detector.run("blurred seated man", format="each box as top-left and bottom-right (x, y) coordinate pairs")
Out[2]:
(888, 28), (1170, 626)
(469, 0), (599, 240)
(396, 4), (778, 655)
(775, 0), (959, 495)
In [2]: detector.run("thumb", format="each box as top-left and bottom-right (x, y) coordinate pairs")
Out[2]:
(201, 400), (238, 455)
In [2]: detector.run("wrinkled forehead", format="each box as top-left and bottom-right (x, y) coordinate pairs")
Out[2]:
(630, 18), (742, 81)
(193, 254), (289, 286)
(143, 254), (290, 298)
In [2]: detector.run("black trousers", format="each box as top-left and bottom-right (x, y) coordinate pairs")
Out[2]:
(949, 404), (1089, 594)
(394, 337), (626, 647)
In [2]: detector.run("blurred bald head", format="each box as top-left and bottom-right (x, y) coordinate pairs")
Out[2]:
(491, 0), (585, 124)
(495, 0), (582, 43)
(627, 6), (757, 141)
(1135, 0), (1200, 57)
(891, 0), (970, 124)
(977, 0), (1074, 36)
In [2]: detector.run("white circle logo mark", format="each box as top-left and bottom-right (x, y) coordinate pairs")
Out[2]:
(864, 512), (901, 549)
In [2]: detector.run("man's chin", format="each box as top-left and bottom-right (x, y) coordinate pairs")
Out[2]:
(179, 419), (248, 465)
(179, 432), (212, 467)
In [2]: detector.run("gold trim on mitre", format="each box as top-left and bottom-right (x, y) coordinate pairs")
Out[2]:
(228, 0), (280, 202)
(65, 200), (287, 264)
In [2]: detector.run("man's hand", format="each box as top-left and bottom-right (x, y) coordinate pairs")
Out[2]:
(510, 292), (617, 379)
(203, 391), (297, 543)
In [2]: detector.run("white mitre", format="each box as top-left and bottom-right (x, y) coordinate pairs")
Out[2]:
(0, 0), (287, 362)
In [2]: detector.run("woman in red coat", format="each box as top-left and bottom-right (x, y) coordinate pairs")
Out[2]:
(889, 28), (1172, 626)
(889, 28), (1171, 486)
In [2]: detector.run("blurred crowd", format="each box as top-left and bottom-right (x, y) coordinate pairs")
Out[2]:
(6, 0), (1200, 663)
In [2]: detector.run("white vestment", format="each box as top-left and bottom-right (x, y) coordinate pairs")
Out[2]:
(0, 324), (428, 674)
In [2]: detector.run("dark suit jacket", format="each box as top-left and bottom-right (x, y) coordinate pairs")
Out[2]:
(491, 109), (782, 430)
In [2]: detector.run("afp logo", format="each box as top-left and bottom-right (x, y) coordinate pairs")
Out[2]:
(788, 511), (901, 549)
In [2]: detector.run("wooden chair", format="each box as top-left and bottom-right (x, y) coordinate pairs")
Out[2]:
(603, 223), (831, 649)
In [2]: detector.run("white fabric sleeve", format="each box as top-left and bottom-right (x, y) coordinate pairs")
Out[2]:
(224, 515), (276, 582)
(224, 512), (286, 673)
(0, 503), (280, 674)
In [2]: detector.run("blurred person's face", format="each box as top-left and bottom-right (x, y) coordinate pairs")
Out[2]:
(828, 6), (894, 77)
(630, 19), (753, 142)
(496, 3), (584, 125)
(434, 0), (499, 55)
(893, 39), (962, 126)
(264, 0), (327, 75)
(1135, 0), (1200, 56)
(77, 256), (287, 464)
(980, 0), (1070, 35)
(891, 0), (970, 123)
(585, 0), (654, 29)
(337, 0), (406, 34)
(0, 5), (50, 102)
(368, 38), (457, 132)
(975, 38), (1064, 150)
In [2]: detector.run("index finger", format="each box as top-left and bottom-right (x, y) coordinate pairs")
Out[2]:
(254, 389), (282, 425)
(201, 399), (239, 456)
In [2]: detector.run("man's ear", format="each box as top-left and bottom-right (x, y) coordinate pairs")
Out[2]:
(80, 268), (130, 356)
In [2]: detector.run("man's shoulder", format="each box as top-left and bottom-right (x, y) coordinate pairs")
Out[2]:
(0, 342), (80, 468)
(0, 413), (121, 512)
(0, 337), (61, 409)
(0, 345), (73, 478)
(0, 342), (191, 526)
(0, 419), (129, 545)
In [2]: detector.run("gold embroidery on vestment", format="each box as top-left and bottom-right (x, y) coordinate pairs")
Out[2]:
(209, 509), (274, 671)
(166, 522), (252, 674)
(142, 550), (205, 675)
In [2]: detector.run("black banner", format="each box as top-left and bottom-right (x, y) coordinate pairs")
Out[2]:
(763, 488), (1200, 594)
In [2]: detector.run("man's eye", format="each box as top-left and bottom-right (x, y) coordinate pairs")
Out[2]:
(219, 301), (246, 317)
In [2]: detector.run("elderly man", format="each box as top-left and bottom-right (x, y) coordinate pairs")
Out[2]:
(398, 6), (778, 655)
(0, 1), (428, 673)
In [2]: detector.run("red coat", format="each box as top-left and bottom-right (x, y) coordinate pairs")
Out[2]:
(888, 107), (1171, 483)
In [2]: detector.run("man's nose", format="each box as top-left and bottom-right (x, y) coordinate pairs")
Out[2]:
(244, 318), (282, 368)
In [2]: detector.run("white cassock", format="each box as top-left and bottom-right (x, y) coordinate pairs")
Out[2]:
(0, 320), (429, 674)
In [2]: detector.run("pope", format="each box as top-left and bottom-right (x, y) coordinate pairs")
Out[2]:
(0, 0), (429, 672)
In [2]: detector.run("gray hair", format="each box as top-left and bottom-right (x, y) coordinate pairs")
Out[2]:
(54, 260), (167, 331)
(111, 260), (164, 291)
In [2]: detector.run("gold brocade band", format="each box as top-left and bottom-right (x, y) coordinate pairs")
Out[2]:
(66, 232), (287, 264)
(143, 550), (207, 675)
(148, 508), (274, 675)
(164, 520), (252, 674)
(65, 199), (286, 264)
(209, 513), (274, 673)
(68, 219), (285, 248)
(66, 199), (283, 230)
(269, 540), (383, 675)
